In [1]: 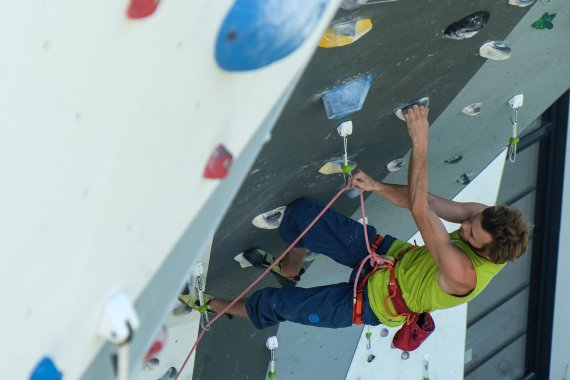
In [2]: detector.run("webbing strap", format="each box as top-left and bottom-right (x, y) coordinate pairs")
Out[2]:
(353, 242), (416, 325)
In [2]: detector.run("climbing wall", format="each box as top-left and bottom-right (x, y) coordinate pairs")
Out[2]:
(199, 0), (570, 379)
(0, 1), (342, 379)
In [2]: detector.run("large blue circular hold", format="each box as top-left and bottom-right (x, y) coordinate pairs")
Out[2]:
(215, 0), (328, 71)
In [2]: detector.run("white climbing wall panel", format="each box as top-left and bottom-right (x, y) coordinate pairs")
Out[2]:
(0, 0), (341, 378)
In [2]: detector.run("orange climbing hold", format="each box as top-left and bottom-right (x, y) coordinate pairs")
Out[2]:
(127, 0), (159, 19)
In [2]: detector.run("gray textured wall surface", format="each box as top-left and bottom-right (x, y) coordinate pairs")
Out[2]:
(194, 1), (570, 379)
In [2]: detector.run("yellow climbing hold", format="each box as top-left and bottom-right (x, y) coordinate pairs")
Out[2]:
(319, 19), (373, 48)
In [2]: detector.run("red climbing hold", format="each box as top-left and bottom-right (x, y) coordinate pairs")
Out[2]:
(144, 325), (167, 361)
(127, 0), (159, 19)
(203, 144), (233, 179)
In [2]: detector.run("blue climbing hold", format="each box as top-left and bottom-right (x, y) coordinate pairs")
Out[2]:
(30, 357), (62, 380)
(308, 314), (320, 324)
(215, 0), (328, 71)
(322, 75), (373, 119)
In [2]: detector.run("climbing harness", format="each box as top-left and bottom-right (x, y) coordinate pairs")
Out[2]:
(352, 200), (435, 351)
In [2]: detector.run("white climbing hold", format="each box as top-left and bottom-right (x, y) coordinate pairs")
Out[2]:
(479, 41), (511, 61)
(462, 103), (482, 116)
(395, 97), (430, 121)
(340, 0), (368, 10)
(234, 252), (254, 268)
(509, 0), (535, 7)
(319, 157), (357, 175)
(387, 158), (405, 172)
(251, 206), (287, 229)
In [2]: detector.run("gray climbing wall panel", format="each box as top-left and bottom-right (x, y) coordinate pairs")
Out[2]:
(195, 1), (570, 379)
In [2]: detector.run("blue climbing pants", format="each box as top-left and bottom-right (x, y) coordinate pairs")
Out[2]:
(246, 197), (395, 329)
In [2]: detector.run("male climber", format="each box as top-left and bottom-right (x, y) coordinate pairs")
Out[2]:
(180, 105), (530, 331)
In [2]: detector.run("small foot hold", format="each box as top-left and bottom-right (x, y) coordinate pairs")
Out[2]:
(531, 12), (556, 30)
(158, 367), (178, 380)
(252, 206), (287, 229)
(394, 97), (429, 121)
(509, 0), (535, 7)
(479, 41), (511, 61)
(319, 157), (357, 175)
(141, 358), (160, 371)
(462, 103), (482, 116)
(241, 248), (303, 286)
(387, 158), (405, 172)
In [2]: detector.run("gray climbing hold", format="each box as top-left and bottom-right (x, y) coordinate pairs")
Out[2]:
(367, 354), (376, 363)
(444, 11), (490, 40)
(387, 158), (405, 172)
(479, 41), (511, 61)
(340, 0), (368, 10)
(444, 155), (463, 164)
(158, 367), (178, 380)
(401, 351), (410, 360)
(380, 328), (389, 337)
(252, 206), (287, 229)
(456, 173), (472, 185)
(395, 97), (429, 121)
(462, 103), (482, 116)
(142, 358), (160, 371)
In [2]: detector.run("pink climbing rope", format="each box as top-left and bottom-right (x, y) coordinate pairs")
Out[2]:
(351, 191), (393, 306)
(176, 185), (351, 379)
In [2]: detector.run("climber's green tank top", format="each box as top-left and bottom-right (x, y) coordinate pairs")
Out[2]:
(367, 229), (505, 327)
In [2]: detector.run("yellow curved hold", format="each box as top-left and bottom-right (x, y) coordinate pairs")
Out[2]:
(319, 19), (373, 48)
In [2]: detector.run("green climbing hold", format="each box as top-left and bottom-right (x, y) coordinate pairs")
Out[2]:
(341, 163), (352, 174)
(531, 13), (556, 30)
(509, 137), (520, 145)
(268, 371), (277, 379)
(444, 155), (463, 164)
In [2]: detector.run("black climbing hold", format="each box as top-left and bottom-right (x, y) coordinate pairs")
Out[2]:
(444, 11), (490, 40)
(367, 354), (376, 363)
(444, 155), (463, 164)
(158, 367), (178, 380)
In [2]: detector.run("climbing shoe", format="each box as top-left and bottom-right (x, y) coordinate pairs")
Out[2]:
(242, 248), (305, 287)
